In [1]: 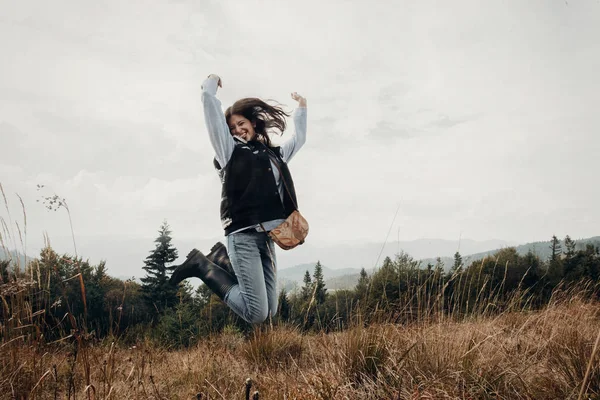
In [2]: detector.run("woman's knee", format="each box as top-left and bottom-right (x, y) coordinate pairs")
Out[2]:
(247, 307), (269, 324)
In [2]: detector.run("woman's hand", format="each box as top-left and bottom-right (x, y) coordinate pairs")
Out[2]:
(291, 92), (307, 108)
(208, 74), (222, 89)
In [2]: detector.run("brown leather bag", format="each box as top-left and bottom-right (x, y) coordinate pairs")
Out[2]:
(267, 209), (309, 250)
(261, 148), (309, 250)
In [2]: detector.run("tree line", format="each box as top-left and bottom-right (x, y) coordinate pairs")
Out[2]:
(1, 221), (598, 348)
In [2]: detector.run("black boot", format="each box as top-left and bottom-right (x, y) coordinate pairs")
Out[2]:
(207, 242), (238, 284)
(169, 249), (237, 300)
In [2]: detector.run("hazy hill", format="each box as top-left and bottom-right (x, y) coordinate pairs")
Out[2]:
(277, 262), (362, 293)
(278, 263), (360, 283)
(10, 235), (513, 280)
(280, 235), (600, 291)
(4, 236), (597, 292)
(465, 236), (600, 262)
(0, 249), (29, 270)
(276, 238), (517, 273)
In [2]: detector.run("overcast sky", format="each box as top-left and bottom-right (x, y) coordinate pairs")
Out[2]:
(1, 0), (598, 272)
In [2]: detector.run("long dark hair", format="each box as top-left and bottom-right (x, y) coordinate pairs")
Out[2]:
(225, 98), (290, 147)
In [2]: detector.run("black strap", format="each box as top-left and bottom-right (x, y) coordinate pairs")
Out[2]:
(262, 144), (299, 211)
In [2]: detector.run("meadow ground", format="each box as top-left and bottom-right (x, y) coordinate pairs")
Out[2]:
(2, 292), (599, 400)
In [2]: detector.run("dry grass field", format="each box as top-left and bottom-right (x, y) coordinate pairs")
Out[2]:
(1, 187), (599, 399)
(1, 288), (599, 400)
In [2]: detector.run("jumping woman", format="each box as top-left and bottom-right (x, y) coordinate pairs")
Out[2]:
(170, 73), (307, 324)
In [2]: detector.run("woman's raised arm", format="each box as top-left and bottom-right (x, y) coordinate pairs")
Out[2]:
(280, 92), (307, 163)
(201, 74), (235, 169)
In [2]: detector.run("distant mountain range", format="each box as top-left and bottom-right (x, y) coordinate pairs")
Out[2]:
(4, 235), (599, 293)
(275, 238), (518, 273)
(466, 236), (600, 262)
(276, 263), (360, 293)
(276, 238), (518, 291)
(1, 235), (515, 279)
(278, 236), (600, 292)
(0, 249), (29, 270)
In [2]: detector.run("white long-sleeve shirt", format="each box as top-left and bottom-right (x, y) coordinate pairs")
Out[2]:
(201, 76), (307, 234)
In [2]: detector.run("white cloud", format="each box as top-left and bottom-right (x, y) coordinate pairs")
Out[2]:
(1, 0), (599, 272)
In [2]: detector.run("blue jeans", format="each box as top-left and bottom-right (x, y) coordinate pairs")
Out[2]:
(223, 231), (278, 324)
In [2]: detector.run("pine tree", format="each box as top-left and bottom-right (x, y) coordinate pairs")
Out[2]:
(549, 235), (563, 262)
(94, 261), (108, 281)
(452, 251), (463, 273)
(355, 267), (369, 299)
(564, 235), (576, 258)
(369, 256), (397, 305)
(312, 261), (327, 304)
(277, 288), (290, 321)
(548, 235), (564, 285)
(521, 249), (542, 289)
(434, 257), (445, 274)
(301, 270), (313, 301)
(562, 235), (576, 279)
(194, 284), (212, 308)
(140, 221), (179, 317)
(356, 267), (369, 292)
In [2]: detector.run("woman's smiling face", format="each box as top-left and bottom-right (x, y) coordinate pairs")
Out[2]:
(228, 114), (256, 141)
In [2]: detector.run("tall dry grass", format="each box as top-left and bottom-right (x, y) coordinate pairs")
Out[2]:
(1, 285), (598, 399)
(1, 185), (599, 399)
